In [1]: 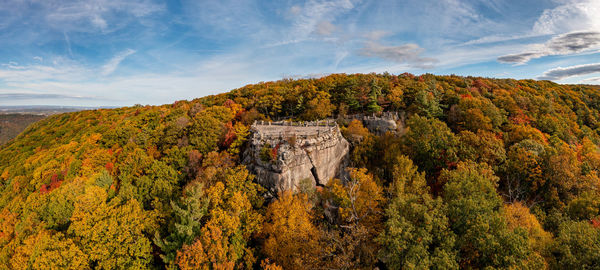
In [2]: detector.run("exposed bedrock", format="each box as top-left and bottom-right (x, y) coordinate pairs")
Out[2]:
(243, 121), (349, 195)
(341, 111), (405, 135)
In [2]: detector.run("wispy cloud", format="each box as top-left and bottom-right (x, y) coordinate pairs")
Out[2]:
(359, 41), (438, 69)
(3, 0), (600, 107)
(498, 31), (600, 64)
(101, 49), (136, 76)
(538, 63), (600, 80)
(314, 21), (336, 36)
(0, 52), (271, 106)
(462, 33), (542, 46)
(0, 59), (86, 83)
(582, 77), (600, 83)
(364, 30), (389, 41)
(44, 0), (164, 33)
(0, 93), (95, 100)
(275, 0), (354, 45)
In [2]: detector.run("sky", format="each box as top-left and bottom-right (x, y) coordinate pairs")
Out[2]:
(0, 0), (600, 106)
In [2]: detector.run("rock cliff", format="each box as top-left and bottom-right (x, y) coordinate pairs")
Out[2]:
(243, 120), (349, 194)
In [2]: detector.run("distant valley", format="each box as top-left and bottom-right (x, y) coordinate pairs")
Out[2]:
(0, 106), (113, 145)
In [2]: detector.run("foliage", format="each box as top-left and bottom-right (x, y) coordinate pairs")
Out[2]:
(155, 181), (209, 265)
(378, 155), (458, 269)
(442, 162), (541, 269)
(1, 74), (600, 268)
(68, 186), (154, 269)
(551, 220), (600, 269)
(261, 191), (322, 270)
(320, 168), (385, 268)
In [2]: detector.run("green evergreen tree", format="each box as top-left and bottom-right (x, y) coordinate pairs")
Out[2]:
(154, 181), (209, 266)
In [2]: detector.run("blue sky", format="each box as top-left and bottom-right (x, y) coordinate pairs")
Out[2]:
(0, 0), (599, 106)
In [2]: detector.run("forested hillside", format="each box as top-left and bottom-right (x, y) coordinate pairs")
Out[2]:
(0, 114), (45, 145)
(1, 73), (600, 269)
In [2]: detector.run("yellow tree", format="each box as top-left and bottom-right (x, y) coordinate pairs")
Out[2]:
(504, 202), (552, 267)
(261, 191), (322, 270)
(176, 222), (235, 270)
(322, 168), (385, 268)
(302, 91), (335, 120)
(175, 166), (263, 269)
(10, 230), (89, 270)
(68, 186), (154, 270)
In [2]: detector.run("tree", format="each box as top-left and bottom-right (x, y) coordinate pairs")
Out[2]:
(327, 168), (384, 227)
(176, 166), (263, 269)
(401, 115), (459, 190)
(302, 91), (335, 120)
(261, 191), (322, 270)
(155, 181), (210, 265)
(449, 96), (505, 132)
(321, 168), (385, 268)
(378, 155), (458, 269)
(567, 191), (600, 221)
(10, 230), (88, 270)
(366, 79), (382, 113)
(442, 162), (540, 269)
(501, 140), (545, 203)
(342, 120), (376, 167)
(457, 130), (506, 169)
(68, 186), (154, 269)
(187, 106), (232, 154)
(176, 222), (236, 270)
(552, 221), (600, 269)
(504, 202), (552, 267)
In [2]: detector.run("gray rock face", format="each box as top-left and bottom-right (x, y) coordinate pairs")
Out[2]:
(342, 112), (404, 135)
(243, 121), (349, 194)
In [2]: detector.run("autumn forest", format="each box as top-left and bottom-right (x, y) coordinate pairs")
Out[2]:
(1, 73), (600, 269)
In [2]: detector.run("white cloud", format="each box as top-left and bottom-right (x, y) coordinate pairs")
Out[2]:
(538, 63), (600, 80)
(100, 49), (136, 76)
(533, 0), (600, 34)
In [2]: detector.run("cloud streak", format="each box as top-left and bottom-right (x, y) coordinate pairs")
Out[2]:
(582, 77), (600, 83)
(498, 31), (600, 64)
(360, 42), (438, 69)
(101, 49), (136, 76)
(44, 0), (163, 33)
(538, 63), (600, 80)
(0, 93), (94, 100)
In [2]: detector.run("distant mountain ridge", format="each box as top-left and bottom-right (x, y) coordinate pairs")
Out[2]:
(0, 105), (116, 116)
(0, 114), (45, 145)
(0, 106), (116, 145)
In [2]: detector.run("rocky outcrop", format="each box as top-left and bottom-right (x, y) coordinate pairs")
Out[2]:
(243, 120), (349, 195)
(342, 112), (404, 135)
